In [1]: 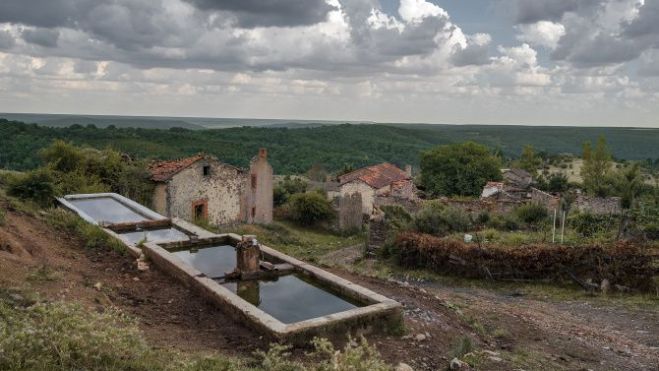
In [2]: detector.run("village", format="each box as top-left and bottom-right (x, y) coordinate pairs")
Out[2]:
(1, 135), (656, 371)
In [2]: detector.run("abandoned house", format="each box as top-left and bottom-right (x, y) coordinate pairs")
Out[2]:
(328, 162), (415, 215)
(149, 149), (273, 225)
(502, 168), (534, 188)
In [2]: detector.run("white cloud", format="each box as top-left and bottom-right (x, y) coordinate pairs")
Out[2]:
(398, 0), (447, 24)
(516, 21), (566, 49)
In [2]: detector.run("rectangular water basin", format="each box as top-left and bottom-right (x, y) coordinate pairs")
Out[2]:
(171, 245), (237, 278)
(66, 197), (152, 224)
(222, 273), (364, 324)
(120, 227), (191, 245)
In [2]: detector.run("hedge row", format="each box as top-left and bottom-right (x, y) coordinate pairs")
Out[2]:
(395, 232), (657, 290)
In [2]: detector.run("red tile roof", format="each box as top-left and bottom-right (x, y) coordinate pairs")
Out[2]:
(149, 155), (204, 182)
(338, 162), (410, 189)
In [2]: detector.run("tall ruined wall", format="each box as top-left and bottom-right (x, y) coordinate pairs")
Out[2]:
(246, 149), (273, 224)
(337, 192), (363, 232)
(340, 180), (375, 215)
(151, 183), (168, 216)
(167, 160), (245, 225)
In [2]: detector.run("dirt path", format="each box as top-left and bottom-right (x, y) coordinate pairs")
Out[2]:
(1, 207), (657, 370)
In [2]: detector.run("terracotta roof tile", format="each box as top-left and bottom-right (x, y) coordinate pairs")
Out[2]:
(149, 155), (204, 182)
(338, 162), (410, 189)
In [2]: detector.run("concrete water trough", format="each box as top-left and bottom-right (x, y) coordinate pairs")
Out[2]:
(58, 193), (403, 342)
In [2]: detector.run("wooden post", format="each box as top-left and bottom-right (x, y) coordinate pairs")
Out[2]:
(552, 208), (557, 243)
(561, 211), (567, 244)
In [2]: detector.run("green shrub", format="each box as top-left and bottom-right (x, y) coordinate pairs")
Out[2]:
(7, 169), (58, 206)
(0, 295), (246, 371)
(274, 176), (308, 207)
(641, 223), (659, 240)
(46, 209), (125, 251)
(258, 336), (390, 371)
(515, 203), (549, 227)
(485, 214), (519, 231)
(570, 212), (617, 238)
(285, 192), (335, 226)
(414, 202), (472, 236)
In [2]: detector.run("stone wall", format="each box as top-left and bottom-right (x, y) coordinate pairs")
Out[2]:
(339, 180), (375, 215)
(337, 192), (363, 232)
(574, 194), (621, 215)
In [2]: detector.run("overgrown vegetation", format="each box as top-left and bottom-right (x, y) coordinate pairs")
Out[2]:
(3, 140), (153, 205)
(395, 232), (656, 290)
(45, 209), (126, 251)
(0, 292), (247, 371)
(284, 192), (335, 226)
(419, 141), (502, 197)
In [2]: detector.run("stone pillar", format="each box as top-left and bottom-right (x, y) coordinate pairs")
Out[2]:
(236, 235), (260, 276)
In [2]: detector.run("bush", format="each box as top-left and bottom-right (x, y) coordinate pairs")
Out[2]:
(413, 202), (472, 236)
(485, 214), (520, 231)
(641, 223), (659, 240)
(274, 176), (308, 207)
(395, 232), (655, 290)
(0, 294), (246, 371)
(285, 192), (335, 226)
(570, 212), (617, 238)
(515, 203), (548, 227)
(258, 336), (390, 371)
(7, 169), (58, 206)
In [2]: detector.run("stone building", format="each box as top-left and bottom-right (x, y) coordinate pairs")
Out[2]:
(503, 168), (533, 188)
(149, 149), (272, 225)
(329, 162), (415, 216)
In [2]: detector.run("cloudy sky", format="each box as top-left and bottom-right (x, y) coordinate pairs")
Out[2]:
(0, 0), (658, 127)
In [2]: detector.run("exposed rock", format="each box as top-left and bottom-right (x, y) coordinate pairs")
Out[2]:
(450, 358), (465, 369)
(600, 279), (610, 294)
(93, 282), (102, 291)
(415, 333), (427, 341)
(395, 362), (414, 371)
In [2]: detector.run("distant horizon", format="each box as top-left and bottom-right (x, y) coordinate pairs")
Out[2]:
(2, 111), (657, 129)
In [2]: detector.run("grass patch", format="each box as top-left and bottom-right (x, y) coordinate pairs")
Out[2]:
(44, 209), (126, 253)
(26, 265), (60, 283)
(222, 220), (365, 263)
(0, 292), (249, 371)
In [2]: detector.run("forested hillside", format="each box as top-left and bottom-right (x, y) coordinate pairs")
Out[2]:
(1, 119), (657, 174)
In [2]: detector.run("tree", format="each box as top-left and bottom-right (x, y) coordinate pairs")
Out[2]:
(420, 142), (502, 197)
(547, 173), (569, 193)
(612, 163), (644, 239)
(273, 176), (308, 206)
(518, 145), (542, 174)
(581, 136), (612, 196)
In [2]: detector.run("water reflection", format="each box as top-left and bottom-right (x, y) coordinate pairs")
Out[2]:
(120, 228), (190, 245)
(171, 245), (236, 278)
(223, 274), (362, 324)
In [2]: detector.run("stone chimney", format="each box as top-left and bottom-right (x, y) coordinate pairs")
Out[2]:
(258, 148), (267, 159)
(404, 164), (413, 177)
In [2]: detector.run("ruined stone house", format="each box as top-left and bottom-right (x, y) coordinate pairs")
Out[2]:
(503, 168), (533, 188)
(328, 162), (415, 215)
(149, 149), (273, 225)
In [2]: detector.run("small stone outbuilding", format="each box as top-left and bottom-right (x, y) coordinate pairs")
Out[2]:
(329, 162), (415, 216)
(149, 149), (273, 225)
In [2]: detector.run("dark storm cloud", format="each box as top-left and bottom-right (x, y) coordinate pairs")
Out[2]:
(185, 0), (336, 27)
(22, 28), (60, 47)
(0, 0), (93, 28)
(513, 0), (582, 24)
(623, 0), (659, 47)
